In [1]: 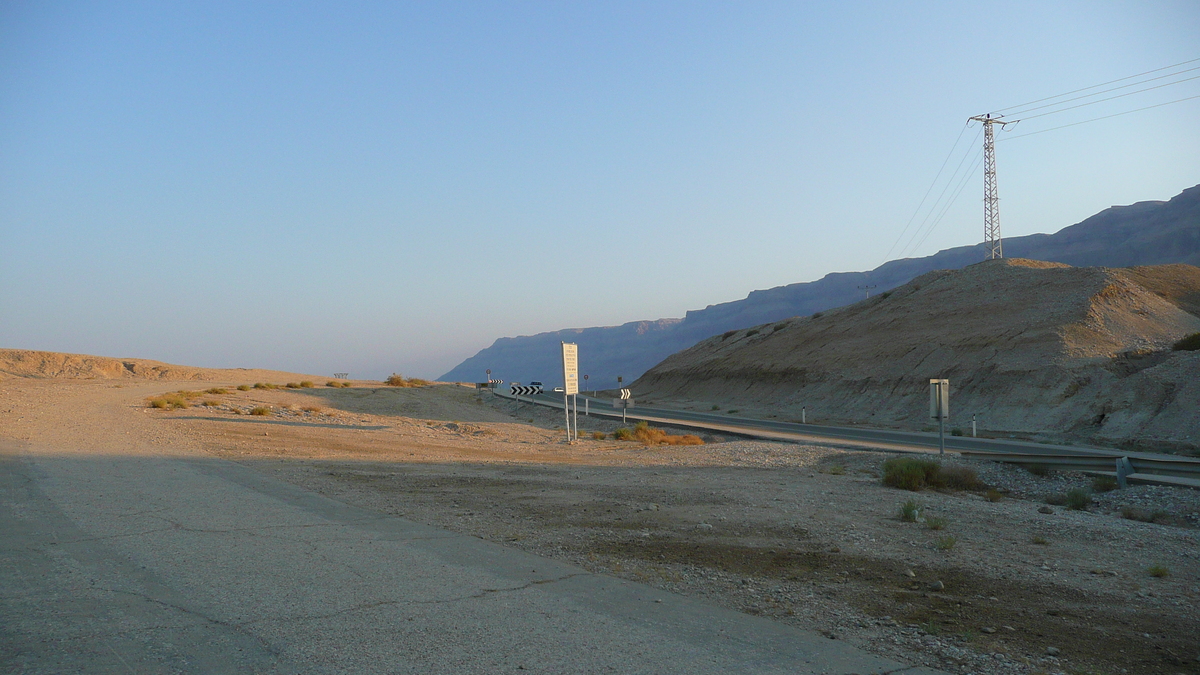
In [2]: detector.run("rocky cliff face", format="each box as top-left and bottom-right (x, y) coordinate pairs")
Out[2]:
(634, 260), (1200, 451)
(440, 185), (1200, 387)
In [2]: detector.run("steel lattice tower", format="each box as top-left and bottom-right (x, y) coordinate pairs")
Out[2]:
(969, 114), (1010, 259)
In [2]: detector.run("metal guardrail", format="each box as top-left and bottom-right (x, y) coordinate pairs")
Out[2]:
(959, 451), (1200, 488)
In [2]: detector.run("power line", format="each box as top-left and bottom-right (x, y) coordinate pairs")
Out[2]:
(881, 122), (972, 263)
(895, 128), (982, 259)
(998, 65), (1200, 118)
(999, 93), (1200, 141)
(1014, 74), (1200, 122)
(989, 57), (1200, 115)
(907, 148), (984, 257)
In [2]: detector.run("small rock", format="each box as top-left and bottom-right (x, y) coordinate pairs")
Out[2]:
(697, 522), (713, 531)
(1003, 625), (1016, 632)
(981, 627), (996, 634)
(1038, 506), (1054, 514)
(929, 580), (945, 591)
(1046, 646), (1061, 657)
(905, 569), (916, 578)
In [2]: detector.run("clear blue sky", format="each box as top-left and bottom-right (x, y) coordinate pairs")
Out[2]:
(2, 1), (1197, 379)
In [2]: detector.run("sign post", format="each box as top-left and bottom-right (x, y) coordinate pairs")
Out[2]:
(562, 342), (579, 442)
(929, 379), (949, 455)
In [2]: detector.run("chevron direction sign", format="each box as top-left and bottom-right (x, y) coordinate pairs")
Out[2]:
(511, 385), (542, 396)
(619, 389), (632, 399)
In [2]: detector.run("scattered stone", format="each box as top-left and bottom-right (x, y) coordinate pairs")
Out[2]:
(1038, 506), (1054, 514)
(929, 580), (945, 591)
(905, 569), (916, 577)
(981, 627), (996, 634)
(1046, 646), (1061, 657)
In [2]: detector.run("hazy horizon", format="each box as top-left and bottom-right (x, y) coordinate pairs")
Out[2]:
(2, 2), (1198, 379)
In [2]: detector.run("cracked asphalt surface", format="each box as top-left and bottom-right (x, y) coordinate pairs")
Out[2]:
(1, 380), (945, 674)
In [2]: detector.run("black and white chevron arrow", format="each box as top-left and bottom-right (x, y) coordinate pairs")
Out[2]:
(619, 389), (632, 399)
(510, 385), (542, 396)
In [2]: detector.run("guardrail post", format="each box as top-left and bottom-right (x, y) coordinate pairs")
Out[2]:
(1116, 457), (1134, 489)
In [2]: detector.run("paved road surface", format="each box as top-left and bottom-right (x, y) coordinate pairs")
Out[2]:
(1, 439), (944, 674)
(529, 392), (1159, 460)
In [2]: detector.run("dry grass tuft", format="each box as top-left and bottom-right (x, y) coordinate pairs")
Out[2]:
(631, 421), (703, 446)
(250, 406), (271, 416)
(205, 387), (228, 395)
(386, 374), (430, 387)
(237, 385), (251, 391)
(301, 406), (322, 413)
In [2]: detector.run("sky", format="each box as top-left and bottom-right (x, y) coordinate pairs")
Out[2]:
(2, 1), (1198, 380)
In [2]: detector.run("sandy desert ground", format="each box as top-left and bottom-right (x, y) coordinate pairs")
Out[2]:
(2, 375), (1198, 675)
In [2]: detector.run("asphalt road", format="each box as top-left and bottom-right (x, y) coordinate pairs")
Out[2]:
(1, 439), (945, 674)
(523, 392), (1150, 460)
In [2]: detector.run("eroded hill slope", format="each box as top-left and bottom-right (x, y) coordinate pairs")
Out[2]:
(634, 260), (1200, 451)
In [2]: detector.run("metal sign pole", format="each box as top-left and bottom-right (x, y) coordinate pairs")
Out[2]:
(572, 394), (578, 440)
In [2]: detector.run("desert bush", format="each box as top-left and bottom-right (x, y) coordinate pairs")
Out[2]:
(1092, 475), (1118, 492)
(940, 466), (984, 490)
(827, 465), (846, 475)
(711, 404), (720, 410)
(1044, 493), (1068, 506)
(880, 291), (891, 299)
(985, 488), (1004, 502)
(1173, 332), (1200, 351)
(205, 387), (228, 395)
(250, 406), (270, 416)
(811, 312), (822, 319)
(286, 382), (300, 389)
(632, 421), (703, 446)
(935, 536), (957, 551)
(1065, 488), (1092, 510)
(201, 399), (221, 407)
(147, 393), (191, 409)
(1121, 506), (1172, 524)
(899, 499), (922, 522)
(326, 381), (339, 387)
(1148, 564), (1170, 578)
(385, 374), (429, 387)
(882, 457), (942, 491)
(592, 431), (605, 440)
(613, 427), (633, 440)
(237, 384), (251, 391)
(745, 329), (759, 337)
(299, 381), (314, 388)
(1031, 535), (1050, 545)
(924, 516), (948, 531)
(301, 406), (322, 413)
(772, 322), (788, 332)
(1024, 463), (1051, 477)
(721, 330), (736, 340)
(727, 409), (739, 414)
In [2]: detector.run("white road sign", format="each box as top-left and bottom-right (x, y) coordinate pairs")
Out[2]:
(562, 342), (579, 395)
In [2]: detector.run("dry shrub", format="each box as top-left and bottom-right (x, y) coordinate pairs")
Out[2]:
(237, 385), (251, 391)
(592, 431), (606, 440)
(1172, 332), (1200, 351)
(201, 399), (221, 407)
(385, 374), (429, 387)
(147, 392), (194, 409)
(613, 427), (633, 441)
(882, 457), (942, 491)
(205, 387), (228, 395)
(940, 466), (984, 490)
(250, 406), (271, 416)
(285, 382), (300, 389)
(301, 405), (322, 413)
(631, 421), (703, 446)
(299, 381), (314, 388)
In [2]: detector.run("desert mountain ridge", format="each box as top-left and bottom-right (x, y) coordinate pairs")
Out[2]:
(634, 259), (1200, 451)
(442, 184), (1200, 387)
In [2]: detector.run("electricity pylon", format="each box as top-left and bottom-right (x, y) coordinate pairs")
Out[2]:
(968, 113), (1010, 259)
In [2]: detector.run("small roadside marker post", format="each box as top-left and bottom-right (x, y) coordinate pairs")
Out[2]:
(930, 379), (949, 455)
(802, 406), (806, 424)
(972, 414), (977, 438)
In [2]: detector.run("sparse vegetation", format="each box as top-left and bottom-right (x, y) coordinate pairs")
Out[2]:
(201, 399), (221, 407)
(727, 409), (739, 414)
(301, 406), (322, 413)
(1121, 506), (1172, 524)
(205, 387), (228, 395)
(613, 427), (633, 441)
(1024, 463), (1051, 477)
(1092, 475), (1118, 492)
(386, 373), (431, 387)
(721, 330), (736, 340)
(745, 329), (759, 337)
(985, 488), (1004, 502)
(940, 465), (984, 490)
(811, 312), (822, 319)
(250, 406), (271, 416)
(1172, 331), (1200, 351)
(1148, 564), (1171, 578)
(146, 390), (200, 410)
(950, 428), (963, 437)
(880, 291), (891, 299)
(827, 464), (845, 475)
(286, 382), (300, 389)
(253, 383), (281, 390)
(935, 535), (957, 550)
(924, 516), (948, 531)
(711, 404), (720, 410)
(299, 381), (314, 388)
(1031, 535), (1050, 545)
(1065, 487), (1092, 511)
(630, 420), (703, 446)
(882, 457), (942, 491)
(899, 499), (922, 522)
(772, 322), (788, 332)
(592, 431), (605, 440)
(326, 380), (351, 388)
(237, 384), (251, 391)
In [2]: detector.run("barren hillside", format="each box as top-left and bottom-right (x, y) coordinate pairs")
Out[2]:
(0, 348), (326, 383)
(634, 259), (1200, 452)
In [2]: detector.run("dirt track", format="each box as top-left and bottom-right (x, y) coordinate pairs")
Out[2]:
(3, 378), (1198, 675)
